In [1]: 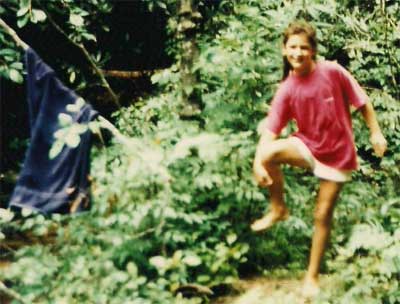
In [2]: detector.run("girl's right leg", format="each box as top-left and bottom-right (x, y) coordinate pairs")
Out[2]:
(302, 179), (343, 297)
(251, 138), (311, 231)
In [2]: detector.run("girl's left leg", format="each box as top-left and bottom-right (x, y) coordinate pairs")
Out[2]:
(302, 179), (344, 297)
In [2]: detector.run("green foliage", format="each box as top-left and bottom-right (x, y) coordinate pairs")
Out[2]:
(0, 0), (172, 100)
(0, 44), (24, 83)
(1, 0), (399, 303)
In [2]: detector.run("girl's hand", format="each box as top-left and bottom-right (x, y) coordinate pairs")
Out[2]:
(253, 159), (273, 187)
(370, 132), (387, 157)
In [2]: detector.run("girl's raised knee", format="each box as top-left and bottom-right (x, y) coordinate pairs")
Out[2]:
(260, 141), (290, 165)
(260, 146), (280, 166)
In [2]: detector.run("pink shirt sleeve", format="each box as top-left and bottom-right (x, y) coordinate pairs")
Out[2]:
(265, 83), (292, 135)
(337, 64), (368, 109)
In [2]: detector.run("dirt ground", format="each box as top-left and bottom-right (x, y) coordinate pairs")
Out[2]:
(1, 259), (331, 304)
(211, 275), (333, 304)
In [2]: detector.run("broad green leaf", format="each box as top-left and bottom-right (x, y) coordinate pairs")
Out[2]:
(9, 69), (23, 83)
(20, 0), (30, 8)
(0, 208), (14, 222)
(71, 123), (88, 134)
(149, 256), (168, 269)
(54, 128), (67, 139)
(21, 208), (33, 217)
(17, 6), (29, 17)
(17, 14), (29, 28)
(31, 9), (46, 23)
(66, 104), (77, 112)
(69, 71), (76, 83)
(227, 233), (237, 245)
(183, 254), (202, 267)
(126, 262), (138, 278)
(157, 2), (167, 10)
(82, 33), (97, 42)
(10, 62), (23, 69)
(65, 132), (80, 148)
(67, 97), (85, 112)
(172, 250), (183, 262)
(69, 14), (84, 27)
(49, 140), (64, 159)
(88, 121), (100, 134)
(58, 113), (73, 126)
(76, 9), (89, 17)
(197, 275), (211, 283)
(150, 73), (161, 84)
(0, 49), (16, 56)
(76, 97), (85, 107)
(33, 226), (48, 236)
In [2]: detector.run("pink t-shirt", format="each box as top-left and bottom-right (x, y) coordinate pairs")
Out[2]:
(265, 61), (368, 170)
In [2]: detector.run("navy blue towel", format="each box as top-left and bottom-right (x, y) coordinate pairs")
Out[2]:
(8, 48), (98, 214)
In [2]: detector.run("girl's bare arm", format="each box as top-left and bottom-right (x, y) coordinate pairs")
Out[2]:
(359, 102), (387, 157)
(253, 119), (278, 186)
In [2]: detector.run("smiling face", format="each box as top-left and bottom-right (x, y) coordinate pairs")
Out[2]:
(283, 33), (316, 76)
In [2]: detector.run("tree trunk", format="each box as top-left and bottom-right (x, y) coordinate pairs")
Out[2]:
(178, 0), (202, 117)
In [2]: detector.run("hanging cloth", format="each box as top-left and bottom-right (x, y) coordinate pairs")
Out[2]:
(8, 48), (98, 214)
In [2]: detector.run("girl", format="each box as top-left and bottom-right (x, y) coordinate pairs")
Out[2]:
(251, 21), (387, 297)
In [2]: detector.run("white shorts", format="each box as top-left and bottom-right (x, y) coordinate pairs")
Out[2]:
(288, 137), (352, 182)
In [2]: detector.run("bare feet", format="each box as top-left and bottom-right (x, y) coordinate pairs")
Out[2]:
(301, 276), (320, 298)
(250, 208), (289, 232)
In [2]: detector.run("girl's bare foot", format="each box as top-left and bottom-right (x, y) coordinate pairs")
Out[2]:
(250, 208), (289, 232)
(301, 276), (320, 298)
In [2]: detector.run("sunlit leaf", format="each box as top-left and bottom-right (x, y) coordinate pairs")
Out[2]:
(69, 71), (76, 83)
(149, 256), (168, 269)
(82, 33), (97, 42)
(17, 7), (29, 17)
(88, 121), (100, 134)
(31, 9), (47, 23)
(0, 208), (14, 222)
(227, 233), (237, 245)
(69, 14), (84, 27)
(10, 62), (23, 69)
(183, 254), (202, 267)
(65, 132), (81, 148)
(21, 208), (33, 217)
(49, 140), (64, 159)
(0, 49), (16, 56)
(126, 262), (138, 277)
(58, 113), (73, 126)
(17, 15), (29, 28)
(9, 69), (23, 83)
(71, 123), (88, 134)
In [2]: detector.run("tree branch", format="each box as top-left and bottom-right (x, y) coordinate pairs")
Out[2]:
(101, 69), (163, 79)
(0, 18), (29, 50)
(42, 9), (121, 108)
(0, 16), (121, 108)
(0, 281), (30, 304)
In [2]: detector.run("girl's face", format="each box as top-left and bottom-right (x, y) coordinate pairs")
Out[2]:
(283, 33), (315, 76)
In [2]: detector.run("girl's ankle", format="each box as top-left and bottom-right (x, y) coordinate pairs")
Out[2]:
(273, 208), (289, 219)
(271, 205), (288, 214)
(304, 274), (319, 284)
